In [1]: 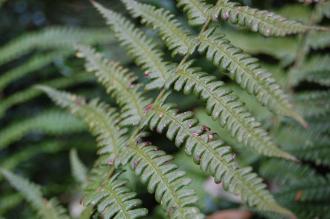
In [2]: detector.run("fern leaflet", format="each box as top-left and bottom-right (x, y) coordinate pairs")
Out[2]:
(38, 86), (126, 163)
(0, 27), (113, 65)
(122, 0), (197, 55)
(121, 140), (203, 219)
(85, 166), (148, 219)
(213, 0), (318, 37)
(75, 45), (150, 125)
(0, 110), (84, 150)
(0, 169), (70, 219)
(92, 1), (170, 90)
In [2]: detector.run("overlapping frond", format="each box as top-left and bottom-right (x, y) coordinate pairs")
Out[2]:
(314, 0), (330, 22)
(306, 31), (330, 50)
(144, 99), (293, 216)
(0, 169), (70, 219)
(176, 0), (212, 26)
(0, 74), (92, 118)
(92, 1), (171, 90)
(0, 27), (113, 65)
(289, 55), (330, 87)
(260, 160), (316, 185)
(277, 174), (330, 202)
(121, 141), (203, 219)
(75, 45), (150, 125)
(85, 167), (147, 219)
(38, 86), (125, 162)
(294, 90), (330, 118)
(212, 0), (316, 37)
(276, 128), (330, 165)
(119, 0), (303, 125)
(169, 61), (294, 159)
(70, 149), (88, 184)
(0, 110), (84, 150)
(198, 29), (305, 125)
(273, 174), (330, 219)
(0, 141), (65, 177)
(0, 51), (68, 91)
(122, 0), (197, 55)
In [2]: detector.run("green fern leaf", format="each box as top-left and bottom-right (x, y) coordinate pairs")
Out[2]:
(121, 141), (203, 219)
(38, 86), (125, 164)
(0, 51), (68, 92)
(121, 0), (197, 55)
(75, 45), (150, 125)
(0, 110), (84, 150)
(213, 0), (316, 37)
(85, 167), (148, 219)
(260, 160), (317, 185)
(0, 27), (113, 66)
(314, 0), (330, 22)
(306, 31), (330, 50)
(277, 174), (330, 202)
(0, 141), (65, 179)
(170, 61), (295, 160)
(0, 169), (70, 219)
(70, 149), (88, 184)
(118, 0), (304, 125)
(176, 0), (212, 26)
(144, 99), (293, 216)
(274, 174), (330, 219)
(276, 128), (330, 165)
(289, 55), (330, 87)
(295, 90), (330, 118)
(198, 29), (305, 126)
(0, 74), (92, 118)
(92, 1), (171, 90)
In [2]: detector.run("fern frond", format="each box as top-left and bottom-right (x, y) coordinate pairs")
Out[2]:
(306, 31), (330, 50)
(0, 74), (92, 118)
(0, 27), (113, 65)
(273, 174), (330, 219)
(295, 90), (330, 118)
(277, 128), (330, 165)
(222, 29), (298, 62)
(70, 149), (87, 184)
(0, 141), (65, 177)
(38, 86), (125, 162)
(121, 141), (203, 219)
(0, 169), (70, 219)
(176, 0), (212, 26)
(92, 1), (171, 90)
(76, 45), (150, 125)
(277, 174), (330, 202)
(144, 100), (293, 216)
(314, 0), (330, 22)
(0, 51), (68, 91)
(0, 110), (84, 150)
(170, 61), (294, 159)
(289, 55), (330, 86)
(260, 160), (316, 185)
(85, 166), (147, 219)
(198, 29), (305, 126)
(122, 0), (197, 55)
(212, 0), (316, 37)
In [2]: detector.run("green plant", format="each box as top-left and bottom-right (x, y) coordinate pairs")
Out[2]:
(1, 0), (329, 219)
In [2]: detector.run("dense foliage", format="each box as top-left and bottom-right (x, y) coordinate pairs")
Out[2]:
(0, 0), (329, 219)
